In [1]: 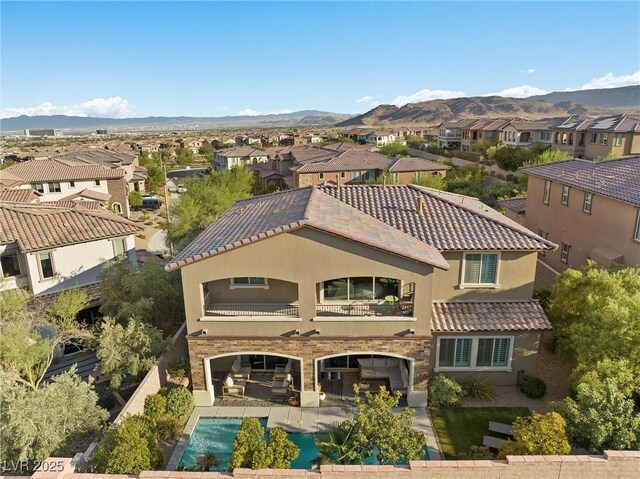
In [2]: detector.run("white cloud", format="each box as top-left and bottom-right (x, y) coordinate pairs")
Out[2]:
(392, 88), (466, 106)
(237, 108), (293, 116)
(527, 68), (535, 74)
(219, 106), (230, 111)
(486, 85), (549, 98)
(356, 95), (374, 103)
(1, 96), (132, 119)
(581, 71), (640, 90)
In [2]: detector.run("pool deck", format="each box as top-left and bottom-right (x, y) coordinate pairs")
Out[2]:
(166, 405), (442, 469)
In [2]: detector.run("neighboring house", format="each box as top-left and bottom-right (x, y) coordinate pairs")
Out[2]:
(521, 157), (640, 271)
(502, 120), (558, 147)
(178, 138), (204, 154)
(213, 146), (269, 171)
(166, 184), (554, 408)
(497, 197), (527, 225)
(293, 150), (450, 187)
(235, 135), (262, 146)
(0, 157), (134, 217)
(438, 120), (477, 149)
(551, 114), (640, 160)
(460, 118), (516, 152)
(340, 129), (399, 146)
(0, 203), (140, 296)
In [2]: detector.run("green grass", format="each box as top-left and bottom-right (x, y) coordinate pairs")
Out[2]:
(431, 407), (530, 459)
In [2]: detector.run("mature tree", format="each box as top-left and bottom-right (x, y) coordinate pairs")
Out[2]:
(405, 135), (426, 149)
(378, 142), (409, 158)
(128, 190), (143, 209)
(528, 148), (572, 165)
(228, 418), (268, 470)
(0, 367), (108, 463)
(175, 147), (195, 166)
(570, 358), (639, 398)
(493, 146), (535, 170)
(92, 415), (164, 473)
(552, 380), (640, 452)
(163, 386), (195, 422)
(444, 163), (484, 197)
(262, 427), (299, 469)
(0, 288), (90, 389)
(95, 317), (169, 389)
(166, 166), (254, 251)
(313, 421), (359, 465)
(498, 412), (571, 458)
(139, 153), (165, 193)
(413, 174), (445, 190)
(547, 262), (640, 368)
(198, 143), (215, 160)
(350, 386), (425, 464)
(98, 257), (184, 333)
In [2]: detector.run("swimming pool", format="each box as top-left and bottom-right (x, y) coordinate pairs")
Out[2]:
(179, 418), (428, 471)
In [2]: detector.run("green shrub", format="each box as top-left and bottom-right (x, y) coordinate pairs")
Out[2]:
(458, 445), (493, 459)
(167, 359), (190, 381)
(533, 288), (552, 311)
(156, 414), (182, 441)
(165, 386), (195, 422)
(520, 376), (546, 399)
(498, 412), (570, 458)
(144, 393), (167, 422)
(463, 377), (496, 401)
(229, 417), (268, 469)
(428, 374), (463, 407)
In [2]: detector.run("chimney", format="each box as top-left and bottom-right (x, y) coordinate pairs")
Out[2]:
(416, 195), (424, 216)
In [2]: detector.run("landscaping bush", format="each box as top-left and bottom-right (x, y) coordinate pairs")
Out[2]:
(519, 376), (546, 399)
(167, 358), (190, 382)
(458, 445), (493, 459)
(156, 415), (182, 442)
(164, 386), (195, 423)
(144, 393), (167, 422)
(428, 374), (463, 407)
(498, 412), (570, 458)
(463, 377), (496, 401)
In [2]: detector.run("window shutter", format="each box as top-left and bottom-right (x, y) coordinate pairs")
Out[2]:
(493, 338), (510, 366)
(439, 339), (455, 367)
(480, 254), (497, 283)
(464, 254), (481, 283)
(476, 338), (493, 366)
(455, 338), (471, 367)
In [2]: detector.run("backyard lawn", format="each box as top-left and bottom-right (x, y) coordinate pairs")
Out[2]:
(431, 407), (530, 459)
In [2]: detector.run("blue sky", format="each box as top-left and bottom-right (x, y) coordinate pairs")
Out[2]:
(2, 1), (639, 118)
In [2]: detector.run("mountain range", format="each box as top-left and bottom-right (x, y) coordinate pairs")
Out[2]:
(338, 85), (640, 127)
(1, 86), (638, 132)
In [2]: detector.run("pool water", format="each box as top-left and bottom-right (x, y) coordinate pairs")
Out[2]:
(179, 418), (428, 471)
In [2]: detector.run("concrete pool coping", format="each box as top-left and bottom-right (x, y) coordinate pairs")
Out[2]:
(166, 406), (442, 469)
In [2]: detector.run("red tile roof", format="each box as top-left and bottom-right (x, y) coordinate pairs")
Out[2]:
(431, 301), (552, 332)
(2, 158), (124, 182)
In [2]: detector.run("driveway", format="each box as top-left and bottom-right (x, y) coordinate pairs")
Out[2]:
(147, 229), (168, 254)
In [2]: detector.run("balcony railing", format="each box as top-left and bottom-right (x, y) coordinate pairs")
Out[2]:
(315, 301), (414, 317)
(205, 303), (299, 317)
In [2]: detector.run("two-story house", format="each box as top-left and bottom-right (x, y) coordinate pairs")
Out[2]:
(438, 120), (478, 149)
(501, 120), (559, 147)
(213, 147), (269, 171)
(521, 157), (640, 272)
(166, 184), (554, 408)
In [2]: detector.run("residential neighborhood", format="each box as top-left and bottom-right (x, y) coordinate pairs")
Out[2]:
(1, 2), (639, 479)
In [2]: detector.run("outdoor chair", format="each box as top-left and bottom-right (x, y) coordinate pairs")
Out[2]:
(271, 373), (293, 398)
(222, 374), (246, 398)
(230, 359), (251, 380)
(273, 359), (292, 380)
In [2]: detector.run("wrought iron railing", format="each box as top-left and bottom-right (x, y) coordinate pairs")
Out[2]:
(315, 301), (414, 317)
(205, 303), (299, 317)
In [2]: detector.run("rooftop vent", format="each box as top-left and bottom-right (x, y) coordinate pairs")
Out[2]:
(416, 195), (424, 216)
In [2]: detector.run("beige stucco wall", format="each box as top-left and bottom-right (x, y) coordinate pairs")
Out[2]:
(179, 227), (435, 338)
(428, 331), (540, 386)
(431, 251), (538, 301)
(205, 278), (299, 305)
(525, 175), (640, 271)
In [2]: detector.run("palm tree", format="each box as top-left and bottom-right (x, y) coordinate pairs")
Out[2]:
(312, 421), (359, 466)
(195, 452), (221, 471)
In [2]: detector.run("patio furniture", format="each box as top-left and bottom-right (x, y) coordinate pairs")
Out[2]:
(273, 359), (292, 380)
(482, 435), (505, 449)
(230, 359), (251, 380)
(489, 421), (514, 436)
(222, 374), (246, 398)
(357, 358), (409, 394)
(271, 374), (293, 398)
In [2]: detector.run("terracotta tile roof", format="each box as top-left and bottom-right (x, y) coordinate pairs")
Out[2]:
(217, 146), (267, 158)
(61, 188), (112, 202)
(167, 187), (449, 271)
(0, 170), (28, 187)
(520, 157), (640, 207)
(497, 197), (527, 214)
(320, 185), (555, 251)
(0, 204), (141, 252)
(431, 301), (552, 332)
(57, 149), (137, 166)
(0, 187), (40, 203)
(31, 282), (102, 311)
(389, 157), (451, 172)
(2, 158), (124, 182)
(294, 150), (394, 173)
(39, 200), (103, 210)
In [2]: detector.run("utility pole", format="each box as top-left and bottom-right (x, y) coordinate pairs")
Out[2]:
(162, 160), (174, 257)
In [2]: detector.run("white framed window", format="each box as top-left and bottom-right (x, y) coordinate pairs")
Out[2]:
(600, 133), (608, 146)
(32, 183), (44, 194)
(543, 180), (551, 205)
(538, 230), (548, 256)
(461, 253), (500, 287)
(69, 180), (76, 188)
(112, 238), (127, 257)
(321, 277), (401, 302)
(583, 192), (593, 214)
(37, 251), (55, 280)
(634, 210), (640, 242)
(318, 172), (324, 180)
(561, 185), (570, 205)
(95, 180), (101, 186)
(0, 250), (22, 278)
(48, 182), (61, 193)
(230, 277), (269, 289)
(436, 336), (513, 371)
(590, 133), (598, 144)
(560, 243), (570, 263)
(615, 133), (623, 147)
(340, 171), (346, 179)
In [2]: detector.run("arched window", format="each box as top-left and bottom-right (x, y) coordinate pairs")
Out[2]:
(112, 202), (123, 214)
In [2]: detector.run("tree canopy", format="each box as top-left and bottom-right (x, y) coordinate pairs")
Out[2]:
(378, 142), (409, 158)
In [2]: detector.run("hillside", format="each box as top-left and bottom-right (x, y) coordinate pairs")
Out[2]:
(338, 96), (615, 127)
(0, 110), (353, 132)
(529, 85), (640, 110)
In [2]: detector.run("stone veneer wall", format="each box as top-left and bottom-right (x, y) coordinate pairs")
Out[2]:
(106, 177), (130, 218)
(187, 335), (431, 391)
(23, 451), (640, 479)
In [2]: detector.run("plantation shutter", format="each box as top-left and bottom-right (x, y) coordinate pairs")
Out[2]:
(439, 339), (455, 367)
(476, 338), (494, 366)
(454, 338), (472, 367)
(464, 254), (482, 283)
(492, 338), (510, 366)
(480, 254), (497, 283)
